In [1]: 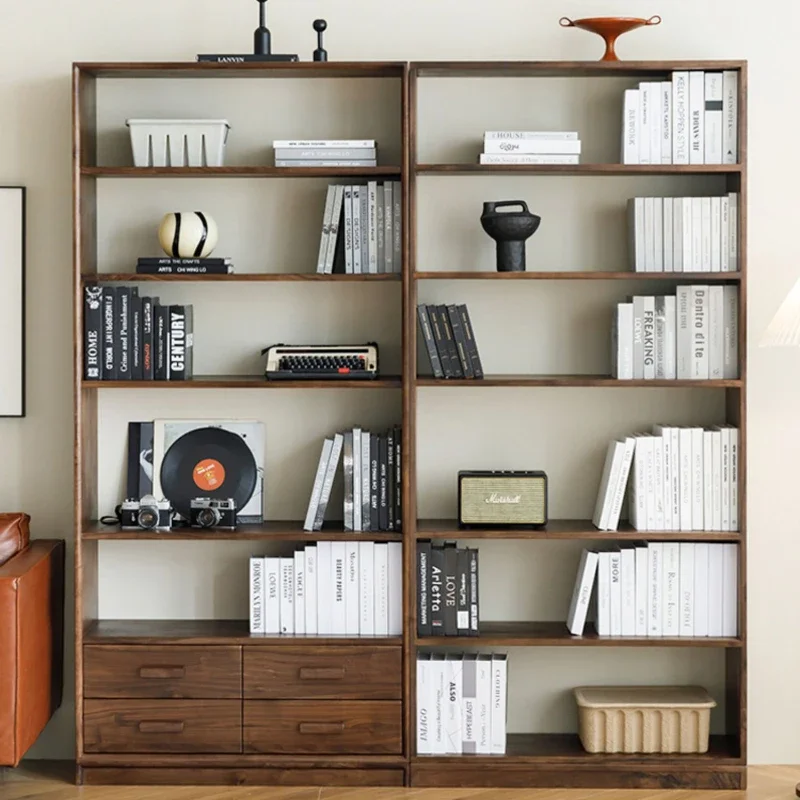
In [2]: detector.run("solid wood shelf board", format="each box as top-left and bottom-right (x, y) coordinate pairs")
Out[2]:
(82, 166), (402, 179)
(83, 273), (402, 284)
(415, 271), (742, 282)
(415, 621), (742, 648)
(84, 620), (402, 646)
(82, 375), (402, 390)
(416, 519), (742, 542)
(416, 375), (742, 388)
(416, 164), (741, 176)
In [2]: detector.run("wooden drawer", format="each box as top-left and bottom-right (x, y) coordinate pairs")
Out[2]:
(84, 700), (242, 754)
(84, 645), (241, 699)
(243, 646), (401, 700)
(244, 700), (402, 755)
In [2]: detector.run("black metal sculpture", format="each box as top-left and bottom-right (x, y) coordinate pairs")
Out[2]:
(313, 19), (329, 62)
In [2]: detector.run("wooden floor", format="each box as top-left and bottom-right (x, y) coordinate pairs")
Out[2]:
(1, 763), (800, 800)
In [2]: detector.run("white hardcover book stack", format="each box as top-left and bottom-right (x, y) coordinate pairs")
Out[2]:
(592, 437), (636, 531)
(481, 131), (581, 165)
(623, 71), (738, 165)
(416, 652), (507, 755)
(274, 139), (378, 168)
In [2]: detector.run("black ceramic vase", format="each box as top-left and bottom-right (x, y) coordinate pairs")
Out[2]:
(480, 201), (541, 272)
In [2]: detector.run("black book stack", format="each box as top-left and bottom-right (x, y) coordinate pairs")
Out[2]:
(136, 257), (234, 275)
(417, 540), (479, 637)
(84, 285), (194, 382)
(417, 303), (484, 379)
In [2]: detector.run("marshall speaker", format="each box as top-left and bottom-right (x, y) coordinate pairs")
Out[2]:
(458, 471), (548, 528)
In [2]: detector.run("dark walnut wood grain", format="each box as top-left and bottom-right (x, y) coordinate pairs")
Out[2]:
(415, 271), (742, 282)
(83, 273), (401, 283)
(83, 166), (402, 179)
(81, 375), (402, 390)
(244, 701), (402, 755)
(243, 646), (402, 700)
(83, 645), (241, 699)
(83, 700), (242, 754)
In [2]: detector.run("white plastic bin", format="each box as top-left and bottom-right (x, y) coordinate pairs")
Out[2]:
(127, 119), (231, 167)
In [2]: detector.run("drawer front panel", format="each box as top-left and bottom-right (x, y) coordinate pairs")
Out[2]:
(84, 645), (241, 699)
(244, 700), (402, 755)
(84, 700), (242, 754)
(243, 646), (401, 700)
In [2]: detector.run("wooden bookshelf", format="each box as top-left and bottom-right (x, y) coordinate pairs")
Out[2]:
(82, 273), (401, 283)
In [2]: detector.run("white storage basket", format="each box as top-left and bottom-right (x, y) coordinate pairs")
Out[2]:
(127, 119), (231, 167)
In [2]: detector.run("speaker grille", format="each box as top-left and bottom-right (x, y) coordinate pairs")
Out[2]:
(460, 476), (546, 525)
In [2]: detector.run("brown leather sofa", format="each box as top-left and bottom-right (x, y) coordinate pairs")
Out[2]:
(0, 513), (65, 767)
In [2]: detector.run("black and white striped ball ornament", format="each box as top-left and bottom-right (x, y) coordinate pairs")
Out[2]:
(158, 212), (219, 258)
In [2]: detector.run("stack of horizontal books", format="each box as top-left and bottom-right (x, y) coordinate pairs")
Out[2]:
(274, 139), (377, 168)
(480, 131), (581, 165)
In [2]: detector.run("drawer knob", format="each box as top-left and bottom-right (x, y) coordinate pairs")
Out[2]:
(298, 667), (346, 681)
(137, 720), (185, 734)
(138, 666), (186, 679)
(298, 722), (345, 735)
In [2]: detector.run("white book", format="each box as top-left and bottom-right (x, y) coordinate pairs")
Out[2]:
(367, 181), (378, 274)
(722, 71), (739, 164)
(392, 180), (402, 272)
(729, 427), (739, 532)
(490, 655), (507, 755)
(676, 284), (693, 379)
(314, 434), (344, 531)
(691, 427), (704, 531)
(275, 159), (377, 168)
(711, 429), (723, 531)
(612, 302), (634, 380)
(374, 543), (389, 636)
(710, 197), (722, 272)
(707, 544), (724, 636)
(728, 193), (739, 272)
(723, 285), (739, 378)
(304, 545), (318, 635)
(663, 195), (674, 271)
(690, 198), (703, 273)
(483, 139), (582, 155)
(662, 542), (680, 637)
(643, 198), (656, 272)
(700, 197), (712, 272)
(294, 551), (306, 635)
(592, 439), (624, 530)
(607, 436), (637, 531)
(651, 435), (665, 530)
(622, 89), (640, 164)
(664, 296), (677, 379)
(643, 435), (657, 531)
(693, 542), (710, 637)
(678, 427), (693, 532)
(375, 184), (385, 274)
(362, 432), (371, 531)
(642, 295), (656, 379)
(343, 186), (354, 274)
(343, 432), (354, 532)
(632, 296), (646, 379)
(639, 82), (656, 164)
(689, 71), (705, 164)
(703, 431), (714, 532)
(567, 549), (599, 635)
(316, 541), (332, 634)
(717, 426), (731, 531)
(660, 81), (672, 164)
(417, 654), (432, 754)
(249, 556), (265, 634)
(654, 295), (667, 380)
(609, 550), (622, 636)
(485, 130), (579, 140)
(345, 541), (360, 636)
(653, 197), (664, 272)
(672, 71), (690, 164)
(673, 198), (684, 272)
(358, 540), (375, 635)
(462, 655), (479, 753)
(627, 198), (645, 272)
(476, 655), (493, 754)
(691, 285), (709, 379)
(324, 185), (345, 275)
(722, 544), (739, 637)
(708, 286), (724, 380)
(647, 82), (661, 163)
(352, 428), (362, 531)
(652, 425), (673, 530)
(635, 546), (648, 636)
(431, 654), (447, 754)
(596, 551), (611, 636)
(316, 185), (336, 274)
(620, 546), (636, 636)
(352, 186), (363, 274)
(704, 73), (724, 164)
(648, 543), (663, 636)
(679, 543), (695, 637)
(388, 541), (403, 636)
(629, 434), (648, 530)
(446, 655), (464, 754)
(384, 182), (394, 274)
(720, 195), (730, 273)
(274, 139), (376, 149)
(681, 197), (693, 270)
(360, 185), (370, 276)
(264, 557), (281, 634)
(479, 154), (580, 165)
(279, 557), (294, 635)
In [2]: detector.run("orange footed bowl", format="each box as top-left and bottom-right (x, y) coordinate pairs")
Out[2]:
(559, 15), (662, 61)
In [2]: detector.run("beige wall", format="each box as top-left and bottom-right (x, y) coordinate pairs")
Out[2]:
(0, 0), (795, 765)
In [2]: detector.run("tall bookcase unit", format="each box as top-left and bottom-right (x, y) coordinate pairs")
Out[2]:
(74, 59), (747, 790)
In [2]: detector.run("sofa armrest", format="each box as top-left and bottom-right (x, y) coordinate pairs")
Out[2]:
(0, 539), (65, 767)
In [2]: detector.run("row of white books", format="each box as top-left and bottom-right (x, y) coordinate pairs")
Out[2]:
(417, 653), (507, 755)
(316, 182), (402, 274)
(248, 541), (402, 636)
(479, 130), (581, 165)
(567, 543), (739, 638)
(627, 194), (739, 273)
(621, 71), (738, 164)
(273, 139), (377, 168)
(593, 426), (739, 533)
(611, 286), (739, 381)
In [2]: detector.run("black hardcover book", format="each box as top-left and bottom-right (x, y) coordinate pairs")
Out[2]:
(370, 434), (379, 533)
(443, 542), (458, 636)
(378, 434), (389, 532)
(136, 263), (234, 275)
(169, 306), (189, 381)
(458, 304), (485, 379)
(126, 422), (141, 500)
(185, 305), (195, 379)
(142, 297), (154, 380)
(393, 425), (402, 530)
(116, 287), (132, 380)
(456, 547), (470, 634)
(417, 539), (432, 637)
(331, 202), (347, 274)
(386, 428), (395, 531)
(447, 304), (474, 379)
(131, 294), (143, 380)
(138, 257), (232, 265)
(427, 304), (455, 378)
(139, 421), (155, 496)
(197, 54), (299, 63)
(83, 286), (103, 380)
(417, 304), (444, 378)
(468, 548), (480, 635)
(154, 305), (169, 380)
(436, 305), (464, 378)
(429, 543), (445, 634)
(102, 287), (116, 380)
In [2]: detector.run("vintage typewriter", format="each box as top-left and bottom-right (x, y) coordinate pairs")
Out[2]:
(262, 343), (379, 380)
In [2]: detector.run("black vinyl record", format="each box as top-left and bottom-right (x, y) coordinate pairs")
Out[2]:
(160, 426), (258, 518)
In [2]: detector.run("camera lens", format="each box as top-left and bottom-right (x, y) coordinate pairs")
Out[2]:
(197, 507), (220, 529)
(138, 506), (159, 530)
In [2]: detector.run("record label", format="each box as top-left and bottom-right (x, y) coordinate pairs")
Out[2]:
(194, 458), (225, 491)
